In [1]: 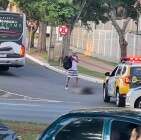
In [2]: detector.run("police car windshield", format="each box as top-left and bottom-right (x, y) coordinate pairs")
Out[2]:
(131, 67), (141, 77)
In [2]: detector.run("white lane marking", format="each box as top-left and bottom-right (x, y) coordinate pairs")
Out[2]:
(0, 98), (80, 104)
(0, 89), (32, 99)
(0, 102), (40, 107)
(0, 89), (80, 104)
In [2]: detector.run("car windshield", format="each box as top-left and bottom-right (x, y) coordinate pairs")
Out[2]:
(130, 67), (141, 88)
(131, 67), (141, 77)
(0, 13), (23, 41)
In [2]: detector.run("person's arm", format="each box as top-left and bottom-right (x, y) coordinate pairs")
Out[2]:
(72, 56), (79, 63)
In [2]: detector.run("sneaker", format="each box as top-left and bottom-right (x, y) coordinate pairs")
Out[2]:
(65, 85), (68, 90)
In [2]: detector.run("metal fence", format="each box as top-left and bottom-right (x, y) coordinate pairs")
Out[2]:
(70, 26), (141, 62)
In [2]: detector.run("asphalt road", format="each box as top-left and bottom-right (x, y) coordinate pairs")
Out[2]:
(0, 60), (114, 123)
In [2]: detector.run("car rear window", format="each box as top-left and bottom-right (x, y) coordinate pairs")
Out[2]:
(131, 67), (141, 77)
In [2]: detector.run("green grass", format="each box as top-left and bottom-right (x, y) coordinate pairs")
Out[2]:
(29, 47), (60, 66)
(92, 57), (118, 66)
(49, 60), (60, 66)
(28, 47), (38, 54)
(78, 66), (105, 79)
(0, 120), (47, 140)
(42, 52), (48, 61)
(29, 47), (48, 61)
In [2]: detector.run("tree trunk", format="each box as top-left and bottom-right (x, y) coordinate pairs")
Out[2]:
(119, 36), (128, 58)
(62, 35), (71, 58)
(62, 26), (73, 58)
(37, 22), (47, 52)
(110, 17), (130, 58)
(27, 20), (39, 50)
(48, 26), (57, 62)
(31, 30), (36, 48)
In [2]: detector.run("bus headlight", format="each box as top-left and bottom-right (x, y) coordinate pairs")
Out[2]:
(19, 45), (25, 57)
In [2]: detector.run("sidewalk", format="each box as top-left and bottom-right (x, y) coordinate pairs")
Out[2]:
(78, 54), (115, 73)
(27, 49), (116, 81)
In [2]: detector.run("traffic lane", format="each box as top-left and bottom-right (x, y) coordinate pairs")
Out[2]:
(0, 99), (114, 124)
(0, 60), (104, 107)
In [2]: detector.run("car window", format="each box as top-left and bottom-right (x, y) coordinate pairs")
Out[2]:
(130, 67), (141, 88)
(131, 67), (141, 77)
(110, 67), (118, 77)
(110, 120), (141, 140)
(55, 118), (104, 140)
(116, 66), (122, 76)
(122, 66), (127, 75)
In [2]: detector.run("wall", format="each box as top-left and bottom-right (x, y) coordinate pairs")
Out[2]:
(70, 20), (141, 62)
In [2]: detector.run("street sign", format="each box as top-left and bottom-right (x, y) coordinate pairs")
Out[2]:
(58, 25), (69, 36)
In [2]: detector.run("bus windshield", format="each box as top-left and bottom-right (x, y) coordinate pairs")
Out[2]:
(0, 12), (23, 41)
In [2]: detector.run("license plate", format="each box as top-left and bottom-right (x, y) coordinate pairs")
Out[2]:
(0, 54), (7, 58)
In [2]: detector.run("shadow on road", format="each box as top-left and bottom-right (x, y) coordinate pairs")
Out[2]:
(0, 71), (16, 77)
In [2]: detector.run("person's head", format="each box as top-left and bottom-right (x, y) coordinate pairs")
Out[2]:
(72, 52), (77, 56)
(130, 127), (141, 140)
(136, 127), (141, 140)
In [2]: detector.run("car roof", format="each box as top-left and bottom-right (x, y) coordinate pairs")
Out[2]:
(63, 107), (141, 121)
(120, 62), (141, 67)
(39, 108), (141, 140)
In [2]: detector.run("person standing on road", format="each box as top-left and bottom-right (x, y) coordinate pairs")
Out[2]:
(65, 52), (79, 90)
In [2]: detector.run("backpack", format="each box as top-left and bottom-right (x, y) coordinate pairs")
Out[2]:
(63, 56), (72, 70)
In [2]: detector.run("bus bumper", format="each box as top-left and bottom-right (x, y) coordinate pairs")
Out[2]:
(0, 57), (25, 67)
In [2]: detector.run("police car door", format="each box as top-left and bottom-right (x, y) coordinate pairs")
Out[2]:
(108, 66), (119, 96)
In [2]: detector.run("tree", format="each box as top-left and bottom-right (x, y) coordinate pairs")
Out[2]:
(0, 0), (9, 10)
(15, 0), (78, 53)
(74, 0), (141, 57)
(47, 0), (79, 57)
(14, 0), (40, 50)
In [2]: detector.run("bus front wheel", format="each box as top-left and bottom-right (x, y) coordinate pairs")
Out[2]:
(0, 67), (9, 71)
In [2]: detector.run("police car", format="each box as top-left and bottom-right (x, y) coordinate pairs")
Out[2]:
(126, 87), (141, 108)
(103, 57), (141, 107)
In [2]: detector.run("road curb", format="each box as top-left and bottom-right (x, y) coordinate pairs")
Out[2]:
(26, 54), (104, 84)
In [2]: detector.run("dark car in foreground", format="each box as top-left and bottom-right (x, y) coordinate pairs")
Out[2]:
(0, 123), (18, 140)
(38, 108), (141, 140)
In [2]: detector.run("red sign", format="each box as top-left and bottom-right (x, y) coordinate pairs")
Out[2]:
(58, 25), (69, 36)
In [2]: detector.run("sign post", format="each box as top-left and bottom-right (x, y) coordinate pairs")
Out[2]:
(58, 25), (70, 62)
(58, 25), (69, 36)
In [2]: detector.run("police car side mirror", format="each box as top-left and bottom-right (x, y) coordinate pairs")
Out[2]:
(105, 72), (110, 76)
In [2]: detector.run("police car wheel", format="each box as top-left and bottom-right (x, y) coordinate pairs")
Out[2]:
(116, 91), (125, 107)
(134, 98), (141, 108)
(103, 86), (110, 102)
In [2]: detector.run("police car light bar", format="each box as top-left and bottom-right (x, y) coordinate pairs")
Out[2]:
(121, 57), (141, 62)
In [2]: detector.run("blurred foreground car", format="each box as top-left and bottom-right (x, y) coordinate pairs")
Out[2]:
(126, 87), (141, 108)
(0, 123), (18, 140)
(38, 108), (141, 140)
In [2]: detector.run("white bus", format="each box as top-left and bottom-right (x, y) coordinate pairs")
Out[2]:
(0, 11), (26, 71)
